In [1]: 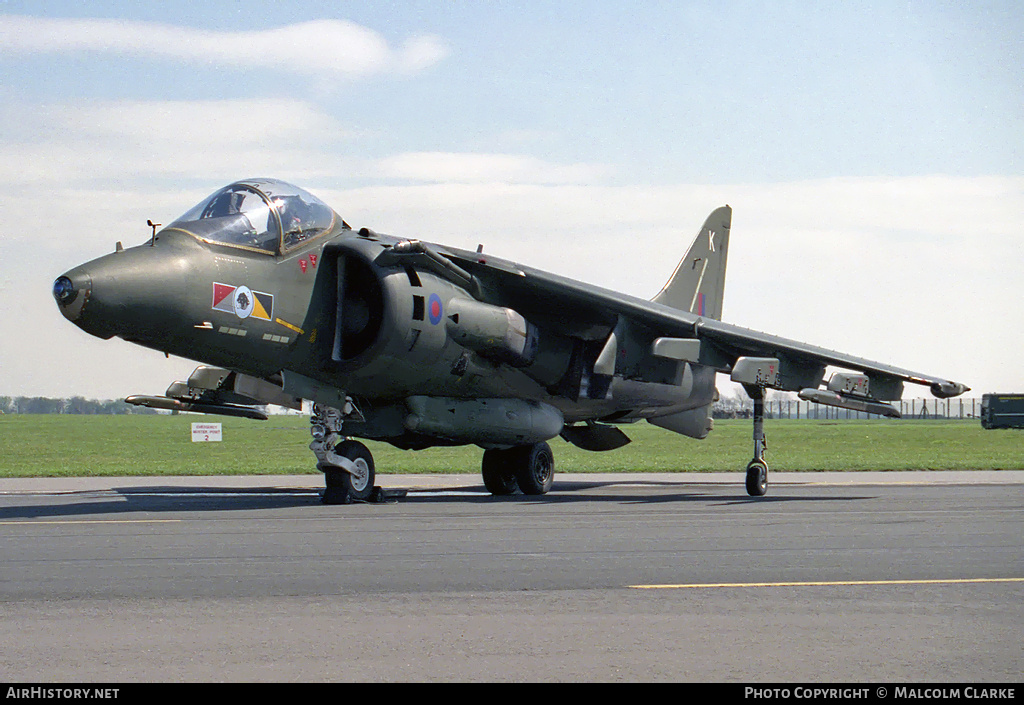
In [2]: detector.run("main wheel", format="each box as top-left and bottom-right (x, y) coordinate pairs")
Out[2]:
(745, 459), (768, 497)
(512, 442), (555, 495)
(322, 439), (375, 504)
(481, 449), (519, 495)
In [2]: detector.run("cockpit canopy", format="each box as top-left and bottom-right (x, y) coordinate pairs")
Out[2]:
(163, 179), (340, 254)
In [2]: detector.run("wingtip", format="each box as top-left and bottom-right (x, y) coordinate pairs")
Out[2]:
(930, 381), (970, 399)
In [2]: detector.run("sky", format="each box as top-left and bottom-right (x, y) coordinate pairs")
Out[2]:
(0, 0), (1021, 401)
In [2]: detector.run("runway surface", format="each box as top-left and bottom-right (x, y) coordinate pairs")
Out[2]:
(1, 472), (1022, 682)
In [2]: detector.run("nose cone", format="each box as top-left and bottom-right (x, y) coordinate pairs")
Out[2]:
(54, 242), (194, 343)
(53, 250), (151, 341)
(53, 268), (93, 324)
(54, 264), (120, 339)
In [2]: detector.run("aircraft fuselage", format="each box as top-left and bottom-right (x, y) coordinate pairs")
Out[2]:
(56, 215), (713, 450)
(54, 178), (967, 501)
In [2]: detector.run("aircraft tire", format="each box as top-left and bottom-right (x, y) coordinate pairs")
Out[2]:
(745, 460), (768, 497)
(512, 442), (555, 495)
(481, 449), (519, 496)
(322, 440), (376, 504)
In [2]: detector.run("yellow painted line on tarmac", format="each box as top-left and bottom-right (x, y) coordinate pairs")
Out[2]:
(0, 519), (182, 526)
(630, 577), (1024, 589)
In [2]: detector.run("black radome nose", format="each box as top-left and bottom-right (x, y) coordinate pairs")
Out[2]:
(52, 270), (92, 322)
(53, 276), (75, 303)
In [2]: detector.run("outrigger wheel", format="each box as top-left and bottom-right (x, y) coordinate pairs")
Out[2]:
(745, 459), (768, 497)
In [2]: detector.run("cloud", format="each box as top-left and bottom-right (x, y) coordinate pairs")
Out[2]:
(60, 99), (351, 144)
(0, 98), (354, 191)
(318, 175), (1019, 398)
(0, 15), (449, 76)
(327, 176), (1023, 254)
(9, 172), (1017, 398)
(0, 100), (612, 197)
(377, 152), (614, 185)
(1, 97), (1018, 397)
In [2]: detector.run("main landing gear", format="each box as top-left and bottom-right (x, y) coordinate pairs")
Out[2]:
(744, 385), (769, 497)
(481, 441), (555, 496)
(310, 403), (556, 503)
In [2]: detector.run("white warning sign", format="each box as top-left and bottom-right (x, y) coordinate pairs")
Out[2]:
(191, 423), (223, 442)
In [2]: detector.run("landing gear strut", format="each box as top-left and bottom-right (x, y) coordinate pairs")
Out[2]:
(310, 403), (376, 504)
(744, 385), (769, 497)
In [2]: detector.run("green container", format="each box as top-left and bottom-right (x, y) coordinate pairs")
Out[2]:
(980, 394), (1024, 429)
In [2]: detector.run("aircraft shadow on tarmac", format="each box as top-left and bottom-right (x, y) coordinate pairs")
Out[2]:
(0, 480), (872, 519)
(0, 487), (318, 519)
(407, 480), (874, 507)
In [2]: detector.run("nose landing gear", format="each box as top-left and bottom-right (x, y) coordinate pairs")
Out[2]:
(310, 402), (377, 504)
(321, 439), (376, 504)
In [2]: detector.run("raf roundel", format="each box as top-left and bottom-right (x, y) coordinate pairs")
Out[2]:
(427, 293), (443, 325)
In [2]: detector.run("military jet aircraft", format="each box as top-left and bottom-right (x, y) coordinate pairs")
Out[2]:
(53, 178), (968, 503)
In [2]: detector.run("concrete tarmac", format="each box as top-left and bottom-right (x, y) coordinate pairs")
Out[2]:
(2, 469), (1022, 493)
(1, 471), (1022, 682)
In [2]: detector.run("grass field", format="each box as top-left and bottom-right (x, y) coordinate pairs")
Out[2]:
(0, 414), (1020, 477)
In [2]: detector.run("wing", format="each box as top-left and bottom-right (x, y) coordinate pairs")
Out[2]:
(440, 246), (968, 402)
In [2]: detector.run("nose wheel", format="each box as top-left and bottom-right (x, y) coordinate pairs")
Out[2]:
(321, 440), (376, 504)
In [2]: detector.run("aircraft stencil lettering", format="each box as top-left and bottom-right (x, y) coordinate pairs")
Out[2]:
(53, 178), (969, 503)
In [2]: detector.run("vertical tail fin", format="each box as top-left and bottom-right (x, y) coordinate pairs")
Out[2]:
(652, 205), (731, 320)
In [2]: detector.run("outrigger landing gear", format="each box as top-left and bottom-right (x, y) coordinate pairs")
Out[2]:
(744, 385), (769, 497)
(310, 403), (376, 504)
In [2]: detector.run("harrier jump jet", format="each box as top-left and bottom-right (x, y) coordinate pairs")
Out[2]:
(53, 179), (968, 503)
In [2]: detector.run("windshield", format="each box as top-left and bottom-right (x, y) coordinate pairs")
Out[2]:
(163, 179), (338, 254)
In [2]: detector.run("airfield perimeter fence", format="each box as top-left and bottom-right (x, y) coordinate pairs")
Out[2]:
(716, 397), (988, 421)
(0, 397), (991, 421)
